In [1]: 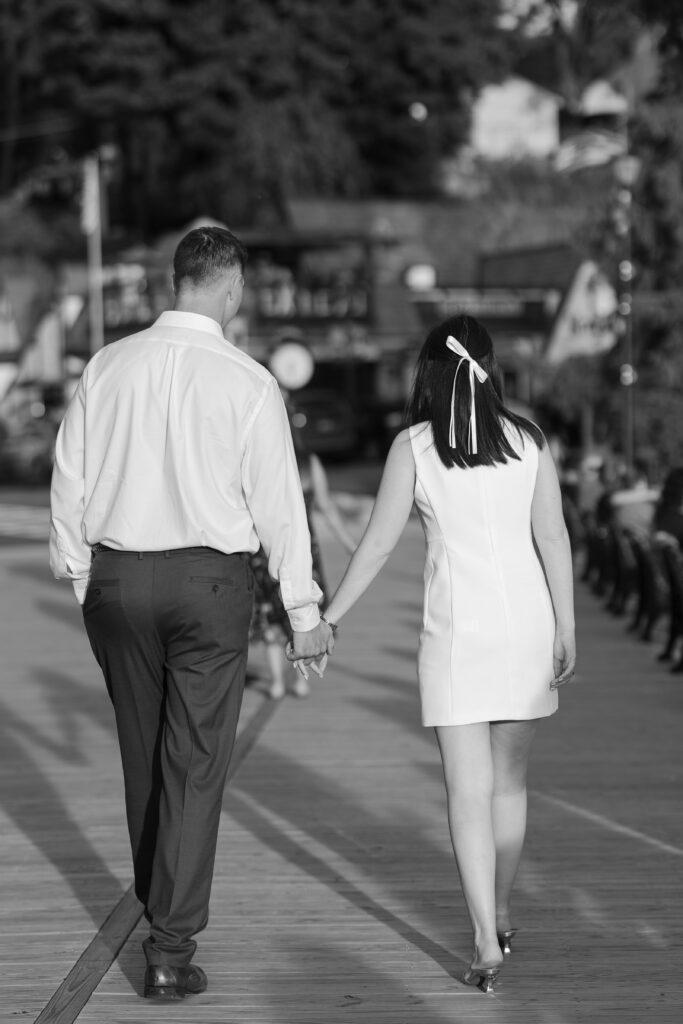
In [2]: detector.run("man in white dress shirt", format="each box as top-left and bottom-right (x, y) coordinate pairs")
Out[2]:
(49, 226), (333, 1000)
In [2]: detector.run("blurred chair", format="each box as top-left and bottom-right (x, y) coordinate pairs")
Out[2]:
(562, 494), (586, 557)
(627, 533), (670, 642)
(580, 512), (613, 597)
(654, 535), (683, 672)
(606, 525), (638, 616)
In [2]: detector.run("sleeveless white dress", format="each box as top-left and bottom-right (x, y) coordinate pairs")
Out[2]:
(409, 422), (558, 727)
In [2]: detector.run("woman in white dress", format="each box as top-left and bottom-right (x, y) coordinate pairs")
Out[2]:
(320, 314), (576, 993)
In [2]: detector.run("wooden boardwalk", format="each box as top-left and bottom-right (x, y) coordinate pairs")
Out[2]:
(1, 512), (682, 1023)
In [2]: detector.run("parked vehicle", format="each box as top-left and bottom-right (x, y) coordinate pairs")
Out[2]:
(289, 389), (358, 458)
(0, 421), (56, 484)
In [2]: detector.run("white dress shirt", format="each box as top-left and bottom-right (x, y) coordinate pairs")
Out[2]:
(49, 310), (322, 630)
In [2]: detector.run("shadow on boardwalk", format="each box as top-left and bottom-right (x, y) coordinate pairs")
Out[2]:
(0, 668), (126, 928)
(3, 527), (683, 1022)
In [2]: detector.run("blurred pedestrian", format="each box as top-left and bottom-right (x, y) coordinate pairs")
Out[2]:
(609, 459), (660, 542)
(317, 314), (575, 994)
(577, 453), (605, 514)
(249, 422), (356, 699)
(49, 226), (332, 1001)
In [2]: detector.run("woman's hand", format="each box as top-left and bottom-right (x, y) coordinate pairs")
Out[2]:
(551, 629), (576, 689)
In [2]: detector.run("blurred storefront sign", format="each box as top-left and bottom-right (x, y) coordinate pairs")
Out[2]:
(410, 287), (557, 328)
(544, 261), (618, 364)
(409, 286), (553, 405)
(408, 258), (618, 407)
(410, 260), (618, 368)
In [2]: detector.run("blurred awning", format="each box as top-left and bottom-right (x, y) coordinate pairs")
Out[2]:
(554, 128), (627, 173)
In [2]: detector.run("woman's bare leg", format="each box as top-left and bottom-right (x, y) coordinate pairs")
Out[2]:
(490, 719), (538, 933)
(435, 723), (503, 968)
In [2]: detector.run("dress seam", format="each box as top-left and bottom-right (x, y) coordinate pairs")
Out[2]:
(410, 426), (455, 723)
(478, 467), (514, 701)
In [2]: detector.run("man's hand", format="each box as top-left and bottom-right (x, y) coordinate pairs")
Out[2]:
(286, 620), (335, 678)
(288, 620), (335, 660)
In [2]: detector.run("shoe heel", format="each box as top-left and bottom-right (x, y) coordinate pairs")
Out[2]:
(497, 928), (517, 955)
(144, 984), (184, 1000)
(477, 968), (499, 994)
(462, 966), (500, 994)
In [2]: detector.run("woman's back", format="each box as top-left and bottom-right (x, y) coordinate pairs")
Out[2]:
(409, 421), (557, 726)
(322, 313), (575, 992)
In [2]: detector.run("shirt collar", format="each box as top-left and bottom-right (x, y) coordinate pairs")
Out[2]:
(154, 310), (228, 342)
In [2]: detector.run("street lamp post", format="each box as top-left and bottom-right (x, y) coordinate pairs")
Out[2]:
(613, 154), (641, 473)
(81, 153), (104, 355)
(81, 145), (118, 356)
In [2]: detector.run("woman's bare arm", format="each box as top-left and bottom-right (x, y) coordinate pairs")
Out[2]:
(531, 442), (576, 685)
(324, 430), (415, 624)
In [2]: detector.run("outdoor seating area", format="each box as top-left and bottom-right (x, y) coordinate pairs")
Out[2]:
(3, 510), (682, 1022)
(578, 510), (683, 673)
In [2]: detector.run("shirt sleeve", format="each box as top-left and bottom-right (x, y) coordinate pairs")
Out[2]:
(49, 372), (92, 597)
(241, 379), (322, 632)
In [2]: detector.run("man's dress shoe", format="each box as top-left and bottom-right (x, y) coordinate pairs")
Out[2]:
(143, 963), (208, 1000)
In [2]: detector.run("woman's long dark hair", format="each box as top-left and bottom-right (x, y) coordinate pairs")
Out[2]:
(406, 314), (544, 469)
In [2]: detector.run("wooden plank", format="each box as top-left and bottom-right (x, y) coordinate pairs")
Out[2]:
(33, 887), (142, 1024)
(27, 696), (280, 1023)
(4, 518), (683, 1023)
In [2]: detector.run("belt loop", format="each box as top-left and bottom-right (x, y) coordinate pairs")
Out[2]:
(138, 551), (143, 560)
(164, 550), (170, 558)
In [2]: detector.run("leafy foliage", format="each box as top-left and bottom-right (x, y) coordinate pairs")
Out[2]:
(512, 0), (642, 106)
(627, 0), (683, 465)
(0, 0), (515, 232)
(511, 0), (683, 467)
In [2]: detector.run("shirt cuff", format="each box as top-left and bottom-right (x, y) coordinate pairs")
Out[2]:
(287, 603), (322, 633)
(72, 578), (89, 605)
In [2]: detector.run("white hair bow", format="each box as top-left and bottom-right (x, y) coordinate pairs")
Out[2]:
(446, 335), (489, 454)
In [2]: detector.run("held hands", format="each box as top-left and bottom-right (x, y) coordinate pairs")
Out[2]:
(551, 629), (576, 690)
(285, 619), (336, 680)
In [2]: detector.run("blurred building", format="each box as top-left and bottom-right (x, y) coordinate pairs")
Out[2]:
(454, 26), (660, 176)
(469, 76), (563, 160)
(0, 211), (619, 462)
(407, 242), (618, 411)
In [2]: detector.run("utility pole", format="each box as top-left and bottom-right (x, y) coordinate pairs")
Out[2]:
(613, 153), (641, 473)
(81, 153), (104, 355)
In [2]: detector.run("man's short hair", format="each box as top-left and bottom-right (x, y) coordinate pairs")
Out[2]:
(173, 226), (247, 290)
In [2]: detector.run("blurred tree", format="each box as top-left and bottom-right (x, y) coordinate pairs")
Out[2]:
(336, 0), (513, 196)
(0, 0), (516, 232)
(512, 0), (683, 469)
(0, 199), (61, 356)
(511, 0), (642, 107)
(628, 0), (683, 467)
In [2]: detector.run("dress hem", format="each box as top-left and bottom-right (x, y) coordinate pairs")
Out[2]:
(422, 704), (558, 727)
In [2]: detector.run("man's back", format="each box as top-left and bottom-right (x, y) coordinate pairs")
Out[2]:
(61, 311), (275, 554)
(48, 226), (331, 999)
